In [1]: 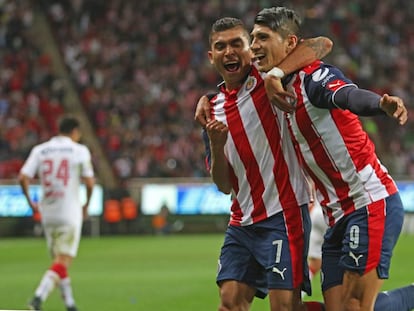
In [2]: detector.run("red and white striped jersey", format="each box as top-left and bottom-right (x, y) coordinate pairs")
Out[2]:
(284, 60), (397, 227)
(209, 64), (309, 226)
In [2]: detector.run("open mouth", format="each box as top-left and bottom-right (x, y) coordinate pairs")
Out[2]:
(253, 54), (265, 63)
(224, 61), (240, 72)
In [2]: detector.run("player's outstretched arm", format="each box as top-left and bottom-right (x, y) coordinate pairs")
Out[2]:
(334, 87), (408, 125)
(380, 94), (408, 125)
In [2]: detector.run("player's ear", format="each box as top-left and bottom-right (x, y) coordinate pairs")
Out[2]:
(286, 34), (298, 54)
(208, 50), (214, 64)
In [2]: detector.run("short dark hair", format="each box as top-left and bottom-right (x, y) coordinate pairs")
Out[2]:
(209, 17), (249, 46)
(59, 116), (80, 134)
(254, 7), (302, 39)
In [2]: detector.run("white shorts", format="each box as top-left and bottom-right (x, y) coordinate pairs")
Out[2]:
(308, 204), (328, 259)
(43, 223), (82, 258)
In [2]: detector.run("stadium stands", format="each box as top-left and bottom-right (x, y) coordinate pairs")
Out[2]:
(0, 0), (64, 177)
(1, 0), (413, 182)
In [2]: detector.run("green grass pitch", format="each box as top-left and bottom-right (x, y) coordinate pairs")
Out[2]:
(0, 233), (413, 310)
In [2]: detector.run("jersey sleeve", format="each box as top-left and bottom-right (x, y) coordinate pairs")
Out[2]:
(20, 146), (40, 178)
(79, 145), (94, 178)
(303, 63), (355, 109)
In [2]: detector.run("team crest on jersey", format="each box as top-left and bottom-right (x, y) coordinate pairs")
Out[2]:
(245, 76), (257, 92)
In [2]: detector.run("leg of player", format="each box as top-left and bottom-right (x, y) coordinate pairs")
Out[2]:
(28, 266), (60, 310)
(29, 225), (81, 311)
(374, 284), (414, 311)
(269, 288), (301, 311)
(307, 197), (327, 282)
(55, 254), (79, 311)
(216, 225), (258, 311)
(29, 257), (78, 311)
(59, 275), (78, 311)
(308, 257), (322, 281)
(270, 288), (325, 311)
(218, 280), (256, 311)
(344, 269), (383, 310)
(292, 287), (325, 311)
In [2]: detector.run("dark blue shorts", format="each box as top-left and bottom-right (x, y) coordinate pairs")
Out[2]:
(321, 193), (404, 291)
(216, 204), (311, 298)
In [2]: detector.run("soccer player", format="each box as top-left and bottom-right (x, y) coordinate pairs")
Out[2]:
(250, 6), (413, 311)
(304, 185), (414, 311)
(19, 116), (95, 311)
(195, 8), (414, 310)
(203, 17), (332, 311)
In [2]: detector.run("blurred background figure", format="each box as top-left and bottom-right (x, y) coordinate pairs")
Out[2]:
(19, 116), (95, 311)
(152, 203), (172, 235)
(152, 203), (183, 235)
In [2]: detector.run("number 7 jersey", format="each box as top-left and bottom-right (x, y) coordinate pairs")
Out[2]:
(20, 136), (94, 225)
(208, 65), (309, 226)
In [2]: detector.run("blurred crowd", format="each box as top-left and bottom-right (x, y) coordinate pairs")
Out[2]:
(0, 0), (65, 178)
(1, 0), (413, 181)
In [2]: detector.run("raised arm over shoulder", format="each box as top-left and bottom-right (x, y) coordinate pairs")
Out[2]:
(277, 36), (333, 75)
(300, 36), (333, 61)
(265, 36), (333, 113)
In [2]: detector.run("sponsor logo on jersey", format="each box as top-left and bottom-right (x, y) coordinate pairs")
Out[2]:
(312, 68), (330, 82)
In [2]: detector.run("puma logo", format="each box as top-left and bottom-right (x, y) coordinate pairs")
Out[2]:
(349, 251), (363, 266)
(272, 267), (287, 280)
(217, 259), (222, 274)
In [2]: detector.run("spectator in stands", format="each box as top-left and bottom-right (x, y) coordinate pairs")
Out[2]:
(0, 0), (64, 178)
(2, 1), (413, 182)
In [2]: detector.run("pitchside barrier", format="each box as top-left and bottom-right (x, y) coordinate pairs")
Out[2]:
(0, 179), (413, 236)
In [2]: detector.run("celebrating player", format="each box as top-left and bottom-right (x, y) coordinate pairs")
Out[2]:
(252, 7), (411, 311)
(196, 6), (414, 311)
(203, 16), (334, 311)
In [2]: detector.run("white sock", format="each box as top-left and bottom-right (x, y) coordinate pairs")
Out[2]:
(60, 277), (75, 307)
(309, 269), (315, 281)
(35, 270), (60, 301)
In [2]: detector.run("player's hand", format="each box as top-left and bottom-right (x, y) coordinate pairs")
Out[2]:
(380, 94), (408, 125)
(205, 120), (228, 147)
(194, 95), (211, 127)
(264, 75), (296, 113)
(30, 201), (40, 213)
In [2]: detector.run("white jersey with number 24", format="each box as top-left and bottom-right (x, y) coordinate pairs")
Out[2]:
(20, 136), (94, 226)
